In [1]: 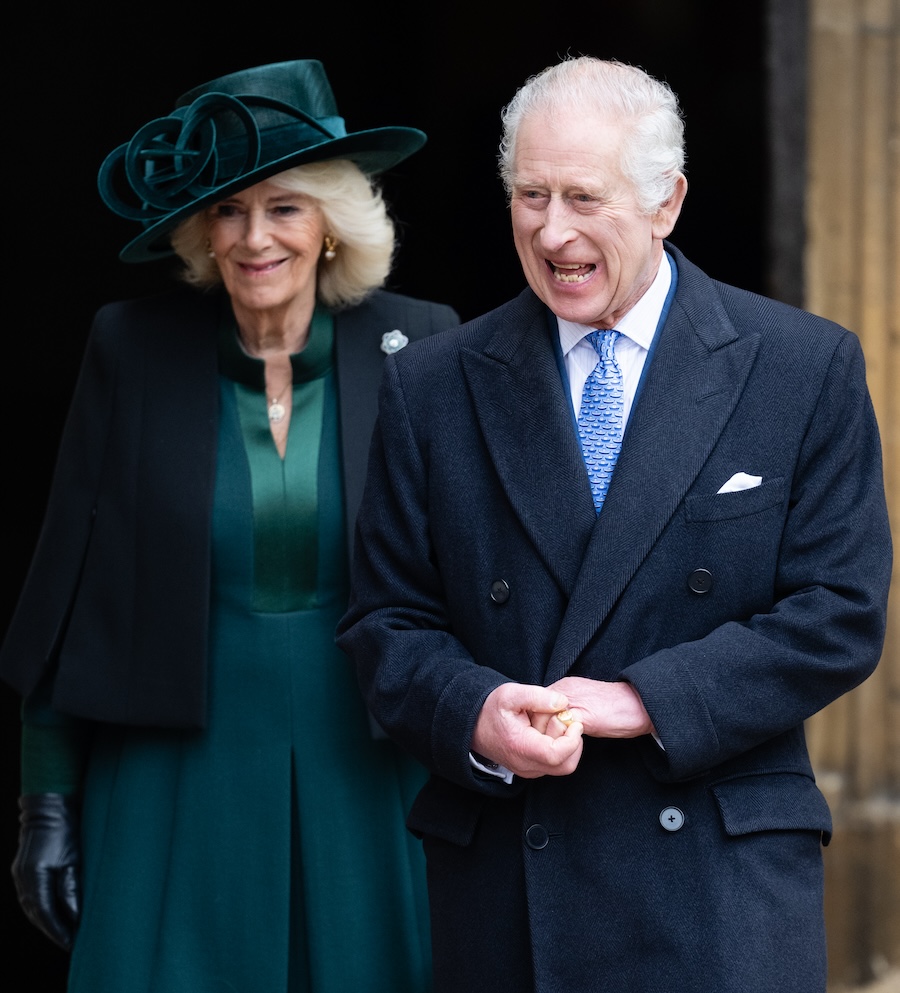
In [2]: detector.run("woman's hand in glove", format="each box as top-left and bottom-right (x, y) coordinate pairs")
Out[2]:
(11, 793), (80, 951)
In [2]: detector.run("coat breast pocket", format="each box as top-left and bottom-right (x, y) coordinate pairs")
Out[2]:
(675, 477), (787, 614)
(685, 477), (786, 523)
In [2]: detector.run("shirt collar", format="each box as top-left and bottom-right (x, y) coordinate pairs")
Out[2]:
(557, 254), (672, 357)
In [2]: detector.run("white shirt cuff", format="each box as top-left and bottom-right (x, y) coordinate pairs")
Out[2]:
(469, 751), (514, 784)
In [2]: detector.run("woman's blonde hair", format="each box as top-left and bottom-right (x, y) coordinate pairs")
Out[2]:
(169, 159), (397, 309)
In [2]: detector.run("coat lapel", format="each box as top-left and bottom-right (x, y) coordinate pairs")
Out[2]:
(335, 291), (459, 564)
(334, 297), (387, 549)
(460, 290), (597, 595)
(545, 252), (761, 680)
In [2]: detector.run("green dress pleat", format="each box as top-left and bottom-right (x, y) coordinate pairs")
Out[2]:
(67, 310), (432, 993)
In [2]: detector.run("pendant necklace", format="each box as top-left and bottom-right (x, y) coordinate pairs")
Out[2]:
(268, 381), (292, 424)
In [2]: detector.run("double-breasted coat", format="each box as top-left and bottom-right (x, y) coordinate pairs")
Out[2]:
(337, 244), (892, 993)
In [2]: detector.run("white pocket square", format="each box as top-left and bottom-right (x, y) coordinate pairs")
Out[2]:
(717, 472), (762, 494)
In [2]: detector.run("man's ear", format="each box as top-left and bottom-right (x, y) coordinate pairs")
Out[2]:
(651, 173), (688, 240)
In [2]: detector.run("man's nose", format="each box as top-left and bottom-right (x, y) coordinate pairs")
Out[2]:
(539, 197), (577, 250)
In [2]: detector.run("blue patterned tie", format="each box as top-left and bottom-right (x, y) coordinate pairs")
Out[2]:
(577, 329), (623, 513)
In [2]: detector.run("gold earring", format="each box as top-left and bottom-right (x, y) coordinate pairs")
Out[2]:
(323, 235), (337, 261)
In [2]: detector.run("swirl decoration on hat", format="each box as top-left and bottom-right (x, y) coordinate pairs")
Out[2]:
(98, 93), (339, 221)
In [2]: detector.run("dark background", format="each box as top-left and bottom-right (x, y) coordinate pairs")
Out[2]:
(2, 3), (768, 985)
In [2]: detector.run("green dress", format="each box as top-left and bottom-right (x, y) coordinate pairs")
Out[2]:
(66, 309), (432, 993)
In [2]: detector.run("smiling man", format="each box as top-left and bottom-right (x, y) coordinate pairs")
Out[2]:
(337, 56), (892, 993)
(507, 99), (685, 332)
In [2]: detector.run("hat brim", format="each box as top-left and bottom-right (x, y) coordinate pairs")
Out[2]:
(115, 125), (426, 263)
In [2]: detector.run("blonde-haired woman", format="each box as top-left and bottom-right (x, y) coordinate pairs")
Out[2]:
(1, 59), (457, 993)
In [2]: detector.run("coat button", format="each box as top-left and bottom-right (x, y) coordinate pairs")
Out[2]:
(659, 806), (685, 832)
(687, 568), (713, 594)
(490, 579), (510, 604)
(525, 824), (549, 849)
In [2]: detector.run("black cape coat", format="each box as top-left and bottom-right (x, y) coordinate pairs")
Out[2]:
(0, 285), (459, 728)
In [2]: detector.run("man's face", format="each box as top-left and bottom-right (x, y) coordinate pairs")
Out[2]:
(509, 105), (683, 329)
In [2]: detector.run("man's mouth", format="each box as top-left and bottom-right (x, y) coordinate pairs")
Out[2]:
(549, 262), (595, 283)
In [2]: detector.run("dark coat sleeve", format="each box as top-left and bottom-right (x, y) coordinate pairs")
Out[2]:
(619, 317), (892, 781)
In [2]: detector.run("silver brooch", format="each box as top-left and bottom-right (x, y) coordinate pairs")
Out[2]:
(380, 329), (409, 355)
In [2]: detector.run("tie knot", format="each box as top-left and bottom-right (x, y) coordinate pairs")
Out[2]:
(587, 328), (619, 360)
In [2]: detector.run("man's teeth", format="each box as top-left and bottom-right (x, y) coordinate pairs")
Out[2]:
(553, 263), (592, 283)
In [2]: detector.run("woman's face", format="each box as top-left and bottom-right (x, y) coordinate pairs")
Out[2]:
(207, 178), (327, 328)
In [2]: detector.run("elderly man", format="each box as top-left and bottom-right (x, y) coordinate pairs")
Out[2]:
(337, 56), (891, 993)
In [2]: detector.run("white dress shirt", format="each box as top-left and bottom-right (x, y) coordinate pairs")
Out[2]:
(558, 254), (671, 425)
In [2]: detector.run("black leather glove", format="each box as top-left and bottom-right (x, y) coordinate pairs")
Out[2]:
(11, 793), (81, 951)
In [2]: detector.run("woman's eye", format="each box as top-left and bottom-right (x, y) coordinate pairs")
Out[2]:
(272, 204), (301, 216)
(213, 204), (239, 218)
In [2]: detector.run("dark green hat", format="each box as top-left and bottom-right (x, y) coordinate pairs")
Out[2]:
(98, 59), (427, 263)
